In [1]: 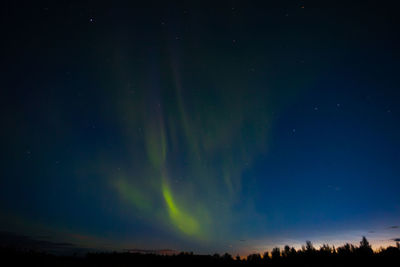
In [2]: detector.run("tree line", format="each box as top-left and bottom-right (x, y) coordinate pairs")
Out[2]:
(1, 237), (399, 266)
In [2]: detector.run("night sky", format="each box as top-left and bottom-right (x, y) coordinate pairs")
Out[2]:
(1, 1), (400, 256)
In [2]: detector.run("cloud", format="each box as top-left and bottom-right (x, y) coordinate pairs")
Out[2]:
(0, 232), (81, 254)
(125, 249), (178, 255)
(392, 238), (400, 242)
(388, 226), (399, 229)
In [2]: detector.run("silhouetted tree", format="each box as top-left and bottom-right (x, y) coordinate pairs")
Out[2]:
(358, 236), (373, 256)
(306, 240), (315, 251)
(320, 244), (333, 256)
(337, 243), (356, 256)
(262, 251), (270, 262)
(222, 252), (233, 261)
(282, 245), (291, 257)
(271, 247), (280, 260)
(247, 253), (262, 263)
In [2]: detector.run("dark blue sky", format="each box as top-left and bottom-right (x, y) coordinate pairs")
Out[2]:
(1, 2), (399, 255)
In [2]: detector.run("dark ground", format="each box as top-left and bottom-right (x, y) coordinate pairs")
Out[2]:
(1, 238), (399, 267)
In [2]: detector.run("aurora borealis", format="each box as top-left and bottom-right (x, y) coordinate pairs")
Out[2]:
(1, 2), (400, 256)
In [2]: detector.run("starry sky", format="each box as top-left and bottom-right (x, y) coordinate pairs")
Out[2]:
(1, 1), (400, 256)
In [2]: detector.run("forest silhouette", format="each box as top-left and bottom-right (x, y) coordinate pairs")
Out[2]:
(1, 237), (400, 266)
